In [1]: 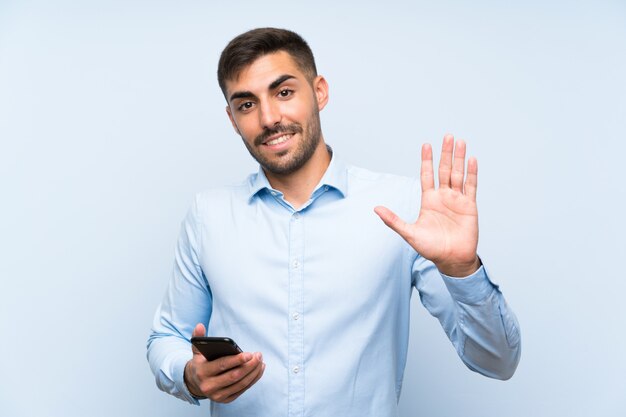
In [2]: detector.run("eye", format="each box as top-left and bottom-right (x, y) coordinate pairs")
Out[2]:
(278, 88), (293, 98)
(237, 101), (254, 112)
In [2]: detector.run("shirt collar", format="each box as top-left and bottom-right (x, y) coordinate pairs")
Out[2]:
(247, 145), (349, 203)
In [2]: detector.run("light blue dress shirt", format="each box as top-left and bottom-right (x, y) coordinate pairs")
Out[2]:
(147, 152), (521, 417)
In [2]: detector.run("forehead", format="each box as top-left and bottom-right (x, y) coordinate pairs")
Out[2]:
(224, 51), (306, 96)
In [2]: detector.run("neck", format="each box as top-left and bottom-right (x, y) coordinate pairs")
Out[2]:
(264, 139), (331, 210)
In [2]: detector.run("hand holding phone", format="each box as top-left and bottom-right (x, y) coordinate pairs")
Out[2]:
(185, 323), (265, 403)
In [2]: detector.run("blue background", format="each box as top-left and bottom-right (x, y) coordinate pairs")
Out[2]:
(1, 1), (625, 416)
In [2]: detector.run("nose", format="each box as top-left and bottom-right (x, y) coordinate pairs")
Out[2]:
(259, 99), (281, 129)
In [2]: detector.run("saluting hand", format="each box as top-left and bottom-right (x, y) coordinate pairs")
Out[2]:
(375, 134), (480, 277)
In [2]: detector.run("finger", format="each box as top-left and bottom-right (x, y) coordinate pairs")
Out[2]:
(214, 357), (265, 402)
(222, 362), (266, 403)
(373, 206), (412, 243)
(207, 351), (254, 376)
(192, 323), (206, 337)
(214, 353), (261, 385)
(464, 156), (478, 201)
(450, 139), (466, 192)
(438, 134), (454, 188)
(208, 354), (262, 399)
(194, 353), (257, 398)
(420, 143), (434, 192)
(191, 323), (206, 355)
(248, 362), (265, 388)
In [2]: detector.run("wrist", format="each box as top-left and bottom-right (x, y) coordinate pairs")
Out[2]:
(436, 256), (481, 278)
(184, 360), (207, 400)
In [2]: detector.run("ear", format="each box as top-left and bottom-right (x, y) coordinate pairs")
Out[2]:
(225, 105), (241, 135)
(313, 75), (329, 112)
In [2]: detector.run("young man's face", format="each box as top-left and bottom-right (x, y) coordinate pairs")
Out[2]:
(225, 51), (329, 176)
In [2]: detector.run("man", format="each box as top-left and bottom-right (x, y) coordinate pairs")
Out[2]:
(147, 28), (521, 417)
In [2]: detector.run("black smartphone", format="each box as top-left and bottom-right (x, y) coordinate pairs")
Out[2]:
(191, 337), (243, 362)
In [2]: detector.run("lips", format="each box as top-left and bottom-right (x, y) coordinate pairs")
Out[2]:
(255, 123), (303, 147)
(264, 134), (292, 146)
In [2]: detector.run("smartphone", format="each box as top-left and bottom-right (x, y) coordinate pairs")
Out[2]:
(191, 337), (243, 362)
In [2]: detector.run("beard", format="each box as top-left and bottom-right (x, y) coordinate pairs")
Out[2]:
(241, 107), (322, 176)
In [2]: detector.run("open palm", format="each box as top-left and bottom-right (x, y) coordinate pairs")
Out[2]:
(375, 135), (480, 277)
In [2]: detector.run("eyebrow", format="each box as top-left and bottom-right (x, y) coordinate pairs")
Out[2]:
(269, 74), (295, 90)
(228, 74), (296, 103)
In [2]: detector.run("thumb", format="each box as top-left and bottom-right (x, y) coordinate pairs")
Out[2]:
(374, 206), (412, 242)
(191, 323), (206, 355)
(192, 323), (206, 337)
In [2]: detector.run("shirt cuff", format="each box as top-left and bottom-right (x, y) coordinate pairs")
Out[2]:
(440, 264), (499, 305)
(172, 353), (202, 405)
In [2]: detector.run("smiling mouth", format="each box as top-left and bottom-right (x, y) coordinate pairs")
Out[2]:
(264, 134), (292, 146)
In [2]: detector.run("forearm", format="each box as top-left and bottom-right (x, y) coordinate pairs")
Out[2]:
(147, 316), (201, 404)
(147, 197), (213, 403)
(413, 256), (521, 380)
(440, 267), (521, 380)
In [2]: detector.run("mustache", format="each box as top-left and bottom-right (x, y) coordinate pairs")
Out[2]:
(254, 123), (303, 146)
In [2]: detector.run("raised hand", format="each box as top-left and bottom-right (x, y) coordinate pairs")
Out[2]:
(374, 134), (480, 277)
(184, 323), (265, 403)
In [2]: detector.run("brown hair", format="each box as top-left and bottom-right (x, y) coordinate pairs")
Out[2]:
(217, 28), (318, 96)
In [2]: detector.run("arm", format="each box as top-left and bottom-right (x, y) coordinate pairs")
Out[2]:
(375, 134), (521, 379)
(146, 198), (213, 404)
(146, 198), (264, 404)
(412, 254), (521, 379)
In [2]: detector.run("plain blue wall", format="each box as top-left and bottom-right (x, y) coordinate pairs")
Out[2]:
(1, 1), (625, 416)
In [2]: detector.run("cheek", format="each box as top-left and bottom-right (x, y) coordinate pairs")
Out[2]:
(235, 118), (261, 140)
(279, 100), (310, 123)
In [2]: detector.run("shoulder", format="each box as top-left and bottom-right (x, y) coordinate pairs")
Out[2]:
(194, 181), (248, 205)
(346, 164), (418, 194)
(188, 174), (255, 223)
(342, 163), (420, 221)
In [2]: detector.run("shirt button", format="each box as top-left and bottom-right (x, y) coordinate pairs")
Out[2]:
(292, 260), (299, 269)
(292, 312), (299, 320)
(293, 212), (300, 219)
(293, 366), (300, 374)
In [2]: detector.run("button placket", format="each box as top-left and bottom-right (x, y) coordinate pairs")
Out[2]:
(287, 210), (305, 416)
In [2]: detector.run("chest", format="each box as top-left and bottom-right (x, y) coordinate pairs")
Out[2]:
(198, 195), (411, 312)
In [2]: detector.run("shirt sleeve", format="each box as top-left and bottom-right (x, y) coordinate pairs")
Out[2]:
(146, 196), (213, 404)
(411, 254), (521, 380)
